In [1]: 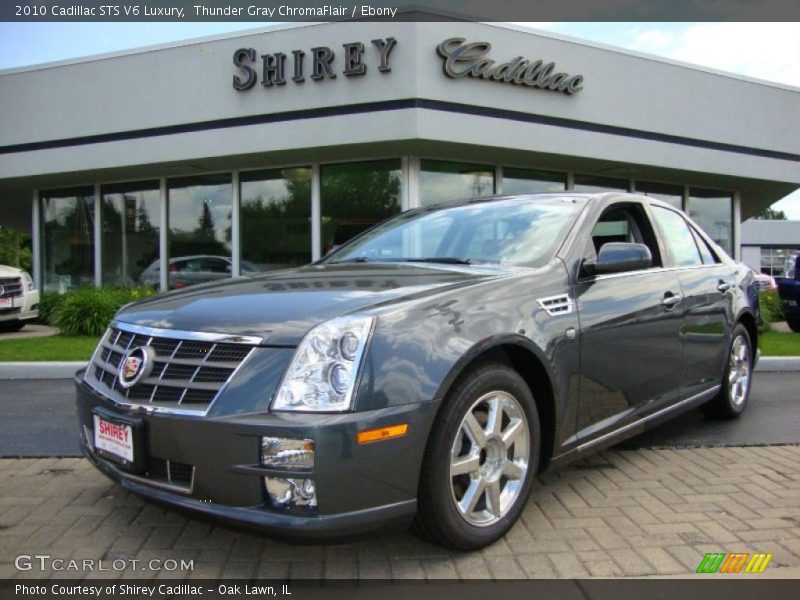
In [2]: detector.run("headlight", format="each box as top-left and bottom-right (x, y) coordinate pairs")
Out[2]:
(272, 315), (374, 412)
(22, 271), (35, 292)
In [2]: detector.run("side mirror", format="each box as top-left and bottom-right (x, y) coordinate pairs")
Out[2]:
(583, 242), (652, 277)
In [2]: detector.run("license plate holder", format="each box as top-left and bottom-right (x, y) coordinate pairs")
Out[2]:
(0, 298), (11, 309)
(92, 409), (145, 473)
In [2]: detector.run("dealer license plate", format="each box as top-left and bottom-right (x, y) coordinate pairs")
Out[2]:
(0, 298), (11, 309)
(93, 414), (134, 465)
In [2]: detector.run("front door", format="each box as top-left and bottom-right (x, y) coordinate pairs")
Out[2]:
(574, 203), (685, 441)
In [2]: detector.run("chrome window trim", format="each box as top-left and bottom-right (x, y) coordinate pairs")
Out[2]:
(588, 263), (722, 282)
(111, 321), (264, 345)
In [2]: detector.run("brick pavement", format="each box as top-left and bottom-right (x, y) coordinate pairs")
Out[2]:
(0, 445), (798, 580)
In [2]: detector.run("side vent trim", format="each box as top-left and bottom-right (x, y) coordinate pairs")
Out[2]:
(537, 294), (574, 316)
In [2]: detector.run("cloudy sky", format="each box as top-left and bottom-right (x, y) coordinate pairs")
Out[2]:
(1, 21), (798, 217)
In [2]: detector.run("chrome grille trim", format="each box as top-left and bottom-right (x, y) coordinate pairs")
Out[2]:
(0, 277), (23, 299)
(84, 322), (258, 416)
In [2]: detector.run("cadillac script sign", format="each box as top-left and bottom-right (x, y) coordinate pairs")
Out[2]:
(436, 38), (585, 95)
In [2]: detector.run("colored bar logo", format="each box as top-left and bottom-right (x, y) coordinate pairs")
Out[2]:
(696, 552), (773, 574)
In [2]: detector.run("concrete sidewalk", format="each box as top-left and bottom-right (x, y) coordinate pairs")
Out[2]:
(0, 446), (798, 580)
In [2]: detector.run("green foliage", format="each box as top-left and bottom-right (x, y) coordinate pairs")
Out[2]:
(752, 206), (787, 220)
(758, 290), (784, 333)
(0, 227), (33, 272)
(36, 292), (66, 326)
(52, 286), (157, 336)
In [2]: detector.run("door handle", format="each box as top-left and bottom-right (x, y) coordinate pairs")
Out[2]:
(662, 293), (682, 308)
(717, 280), (732, 293)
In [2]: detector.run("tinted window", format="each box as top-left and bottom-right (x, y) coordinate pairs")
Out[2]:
(689, 227), (718, 264)
(201, 258), (230, 273)
(652, 207), (702, 267)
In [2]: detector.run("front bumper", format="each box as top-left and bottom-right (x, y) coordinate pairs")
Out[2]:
(75, 373), (433, 540)
(0, 290), (39, 323)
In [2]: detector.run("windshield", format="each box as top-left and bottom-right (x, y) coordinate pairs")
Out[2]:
(325, 197), (584, 268)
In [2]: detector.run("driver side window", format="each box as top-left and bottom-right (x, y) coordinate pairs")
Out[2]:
(586, 204), (662, 268)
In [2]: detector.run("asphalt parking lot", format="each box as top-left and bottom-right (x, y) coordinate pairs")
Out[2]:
(0, 373), (798, 457)
(0, 374), (798, 580)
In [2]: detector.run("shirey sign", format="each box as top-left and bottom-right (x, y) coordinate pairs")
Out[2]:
(231, 36), (584, 95)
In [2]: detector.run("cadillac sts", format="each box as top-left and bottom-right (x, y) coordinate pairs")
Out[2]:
(75, 193), (758, 549)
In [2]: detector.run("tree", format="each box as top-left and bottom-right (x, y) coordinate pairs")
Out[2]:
(753, 206), (787, 220)
(0, 226), (32, 271)
(194, 201), (217, 241)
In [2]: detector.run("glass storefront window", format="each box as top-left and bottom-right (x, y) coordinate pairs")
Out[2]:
(321, 160), (402, 254)
(760, 247), (800, 277)
(573, 174), (628, 193)
(635, 181), (683, 209)
(687, 188), (733, 255)
(168, 174), (233, 289)
(241, 167), (312, 271)
(41, 188), (95, 292)
(502, 168), (566, 195)
(101, 181), (160, 287)
(420, 160), (494, 206)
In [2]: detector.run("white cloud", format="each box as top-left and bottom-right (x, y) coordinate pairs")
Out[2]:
(631, 29), (675, 52)
(626, 22), (800, 88)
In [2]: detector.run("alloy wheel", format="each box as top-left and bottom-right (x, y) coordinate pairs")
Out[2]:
(449, 390), (530, 527)
(728, 334), (751, 407)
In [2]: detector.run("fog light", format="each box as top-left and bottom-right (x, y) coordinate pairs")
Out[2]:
(261, 437), (315, 470)
(265, 477), (318, 509)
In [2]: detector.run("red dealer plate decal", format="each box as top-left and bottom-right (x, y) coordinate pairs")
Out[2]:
(0, 298), (11, 308)
(93, 414), (134, 464)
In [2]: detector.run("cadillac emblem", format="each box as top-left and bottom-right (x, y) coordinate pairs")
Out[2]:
(118, 346), (155, 389)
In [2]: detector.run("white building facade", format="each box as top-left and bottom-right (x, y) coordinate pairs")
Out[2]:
(1, 21), (799, 291)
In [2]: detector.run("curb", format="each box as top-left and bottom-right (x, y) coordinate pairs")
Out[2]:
(0, 362), (86, 380)
(0, 357), (799, 380)
(755, 356), (800, 372)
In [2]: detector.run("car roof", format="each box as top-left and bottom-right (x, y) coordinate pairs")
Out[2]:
(415, 191), (676, 213)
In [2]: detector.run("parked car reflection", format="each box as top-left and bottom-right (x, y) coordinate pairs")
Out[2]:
(139, 255), (261, 289)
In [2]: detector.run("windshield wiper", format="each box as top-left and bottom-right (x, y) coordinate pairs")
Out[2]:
(332, 256), (370, 263)
(405, 257), (472, 265)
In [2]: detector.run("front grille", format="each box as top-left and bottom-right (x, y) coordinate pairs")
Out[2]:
(0, 277), (23, 299)
(85, 324), (255, 413)
(83, 426), (195, 494)
(146, 457), (195, 491)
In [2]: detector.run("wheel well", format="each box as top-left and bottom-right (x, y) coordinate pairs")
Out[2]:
(738, 311), (758, 353)
(443, 345), (556, 473)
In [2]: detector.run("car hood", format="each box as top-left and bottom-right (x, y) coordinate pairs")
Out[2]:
(116, 262), (513, 345)
(0, 265), (23, 278)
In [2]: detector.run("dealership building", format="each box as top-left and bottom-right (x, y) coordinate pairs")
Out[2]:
(1, 20), (799, 291)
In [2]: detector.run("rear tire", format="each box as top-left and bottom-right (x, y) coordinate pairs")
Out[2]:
(702, 323), (753, 419)
(786, 317), (800, 333)
(414, 361), (540, 550)
(0, 320), (25, 333)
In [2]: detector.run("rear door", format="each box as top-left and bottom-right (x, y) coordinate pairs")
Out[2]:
(573, 201), (685, 441)
(649, 205), (735, 400)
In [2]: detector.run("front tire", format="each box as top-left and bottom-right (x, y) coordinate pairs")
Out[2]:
(0, 320), (25, 333)
(786, 317), (800, 333)
(414, 361), (540, 550)
(702, 323), (753, 419)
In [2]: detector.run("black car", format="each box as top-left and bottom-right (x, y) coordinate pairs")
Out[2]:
(75, 193), (758, 549)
